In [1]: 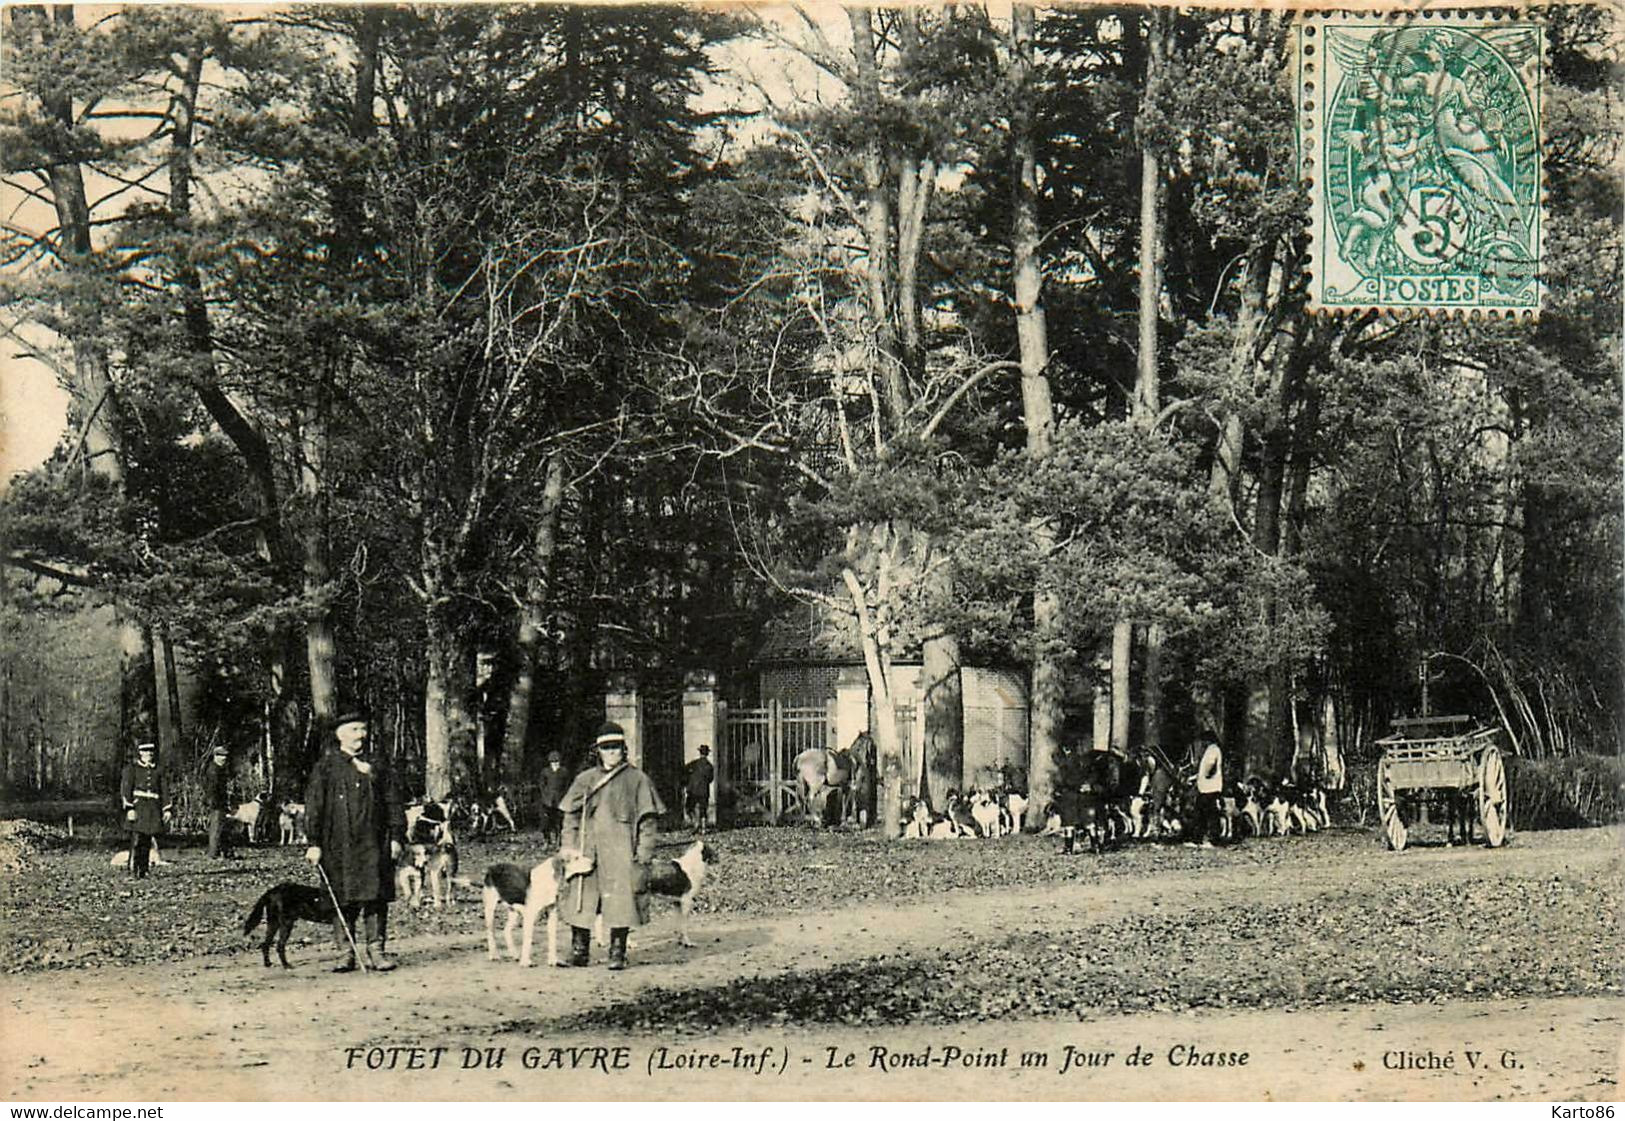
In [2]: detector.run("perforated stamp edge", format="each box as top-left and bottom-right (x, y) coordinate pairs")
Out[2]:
(1298, 10), (1545, 319)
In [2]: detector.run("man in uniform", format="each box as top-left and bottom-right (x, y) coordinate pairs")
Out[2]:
(304, 710), (405, 972)
(684, 744), (714, 832)
(558, 721), (664, 970)
(119, 741), (169, 879)
(204, 744), (233, 859)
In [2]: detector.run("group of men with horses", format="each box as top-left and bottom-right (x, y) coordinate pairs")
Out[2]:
(790, 730), (1221, 851)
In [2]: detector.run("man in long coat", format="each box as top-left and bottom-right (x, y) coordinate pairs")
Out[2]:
(559, 721), (664, 969)
(684, 745), (714, 831)
(119, 741), (168, 879)
(203, 744), (233, 859)
(304, 711), (405, 972)
(538, 750), (571, 847)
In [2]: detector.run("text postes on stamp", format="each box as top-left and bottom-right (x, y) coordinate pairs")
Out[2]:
(1301, 14), (1543, 316)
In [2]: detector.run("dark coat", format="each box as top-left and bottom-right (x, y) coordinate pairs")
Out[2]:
(685, 756), (715, 798)
(538, 764), (572, 809)
(560, 763), (664, 928)
(120, 760), (166, 835)
(303, 748), (405, 904)
(1054, 748), (1086, 826)
(203, 761), (231, 811)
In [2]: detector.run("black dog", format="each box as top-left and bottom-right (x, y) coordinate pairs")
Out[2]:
(242, 882), (337, 968)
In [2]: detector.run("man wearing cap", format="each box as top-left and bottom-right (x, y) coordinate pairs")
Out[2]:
(303, 711), (406, 972)
(684, 745), (715, 832)
(558, 721), (664, 970)
(119, 741), (169, 879)
(204, 744), (234, 859)
(538, 750), (571, 847)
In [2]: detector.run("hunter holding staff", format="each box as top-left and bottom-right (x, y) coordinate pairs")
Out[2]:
(559, 721), (664, 970)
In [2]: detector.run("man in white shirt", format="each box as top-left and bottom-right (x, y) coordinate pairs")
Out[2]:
(1194, 740), (1224, 848)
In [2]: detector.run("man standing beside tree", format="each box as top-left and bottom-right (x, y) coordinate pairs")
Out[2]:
(304, 711), (405, 972)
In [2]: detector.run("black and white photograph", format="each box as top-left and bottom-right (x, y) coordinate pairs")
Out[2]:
(0, 0), (1619, 1103)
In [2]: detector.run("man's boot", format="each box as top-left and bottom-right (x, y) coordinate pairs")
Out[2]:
(563, 924), (591, 967)
(330, 913), (358, 972)
(607, 927), (629, 971)
(1060, 827), (1074, 855)
(364, 909), (396, 971)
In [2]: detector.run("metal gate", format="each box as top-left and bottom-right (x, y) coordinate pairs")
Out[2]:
(643, 696), (684, 827)
(720, 700), (832, 823)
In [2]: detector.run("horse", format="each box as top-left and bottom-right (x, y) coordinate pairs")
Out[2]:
(794, 733), (870, 827)
(846, 733), (876, 827)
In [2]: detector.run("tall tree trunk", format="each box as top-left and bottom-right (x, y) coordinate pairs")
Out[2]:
(18, 5), (156, 753)
(1110, 620), (1134, 752)
(167, 41), (299, 771)
(297, 402), (338, 721)
(1121, 8), (1169, 758)
(847, 6), (906, 426)
(1248, 331), (1314, 775)
(1208, 248), (1274, 501)
(1010, 2), (1064, 826)
(920, 598), (962, 808)
(1143, 622), (1165, 754)
(843, 562), (903, 838)
(422, 612), (457, 800)
(502, 452), (567, 785)
(157, 624), (183, 750)
(1208, 247), (1275, 762)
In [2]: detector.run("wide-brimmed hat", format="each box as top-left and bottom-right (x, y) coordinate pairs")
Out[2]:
(333, 710), (369, 730)
(136, 741), (157, 754)
(595, 721), (627, 748)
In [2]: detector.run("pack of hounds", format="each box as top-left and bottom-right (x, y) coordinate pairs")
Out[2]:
(900, 753), (1331, 853)
(225, 789), (520, 851)
(242, 791), (717, 971)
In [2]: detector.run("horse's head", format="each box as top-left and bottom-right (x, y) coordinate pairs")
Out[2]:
(849, 731), (876, 766)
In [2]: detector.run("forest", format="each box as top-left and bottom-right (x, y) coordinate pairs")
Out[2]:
(1, 4), (1619, 835)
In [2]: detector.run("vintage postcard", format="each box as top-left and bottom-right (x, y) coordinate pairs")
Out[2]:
(0, 0), (1620, 1106)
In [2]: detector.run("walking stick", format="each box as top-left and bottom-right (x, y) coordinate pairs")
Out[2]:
(315, 861), (368, 974)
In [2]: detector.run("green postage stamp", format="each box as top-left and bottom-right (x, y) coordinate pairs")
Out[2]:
(1300, 14), (1544, 315)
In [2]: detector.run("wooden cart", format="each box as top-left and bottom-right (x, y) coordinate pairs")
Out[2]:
(1373, 715), (1510, 851)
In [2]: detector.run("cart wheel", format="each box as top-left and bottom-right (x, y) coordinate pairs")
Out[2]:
(1478, 746), (1508, 847)
(1377, 759), (1407, 851)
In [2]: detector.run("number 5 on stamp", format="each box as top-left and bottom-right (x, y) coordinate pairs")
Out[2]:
(1299, 15), (1543, 316)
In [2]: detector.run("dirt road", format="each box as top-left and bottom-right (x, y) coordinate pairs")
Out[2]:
(3, 828), (1620, 1101)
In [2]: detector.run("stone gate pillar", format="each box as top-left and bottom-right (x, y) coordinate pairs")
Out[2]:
(603, 672), (643, 769)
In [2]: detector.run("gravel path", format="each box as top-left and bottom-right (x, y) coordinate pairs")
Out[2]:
(1, 826), (1619, 1101)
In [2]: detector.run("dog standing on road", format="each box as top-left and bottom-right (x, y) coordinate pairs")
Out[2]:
(243, 882), (338, 968)
(395, 843), (430, 907)
(426, 830), (459, 908)
(482, 855), (567, 967)
(641, 840), (718, 948)
(278, 802), (307, 846)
